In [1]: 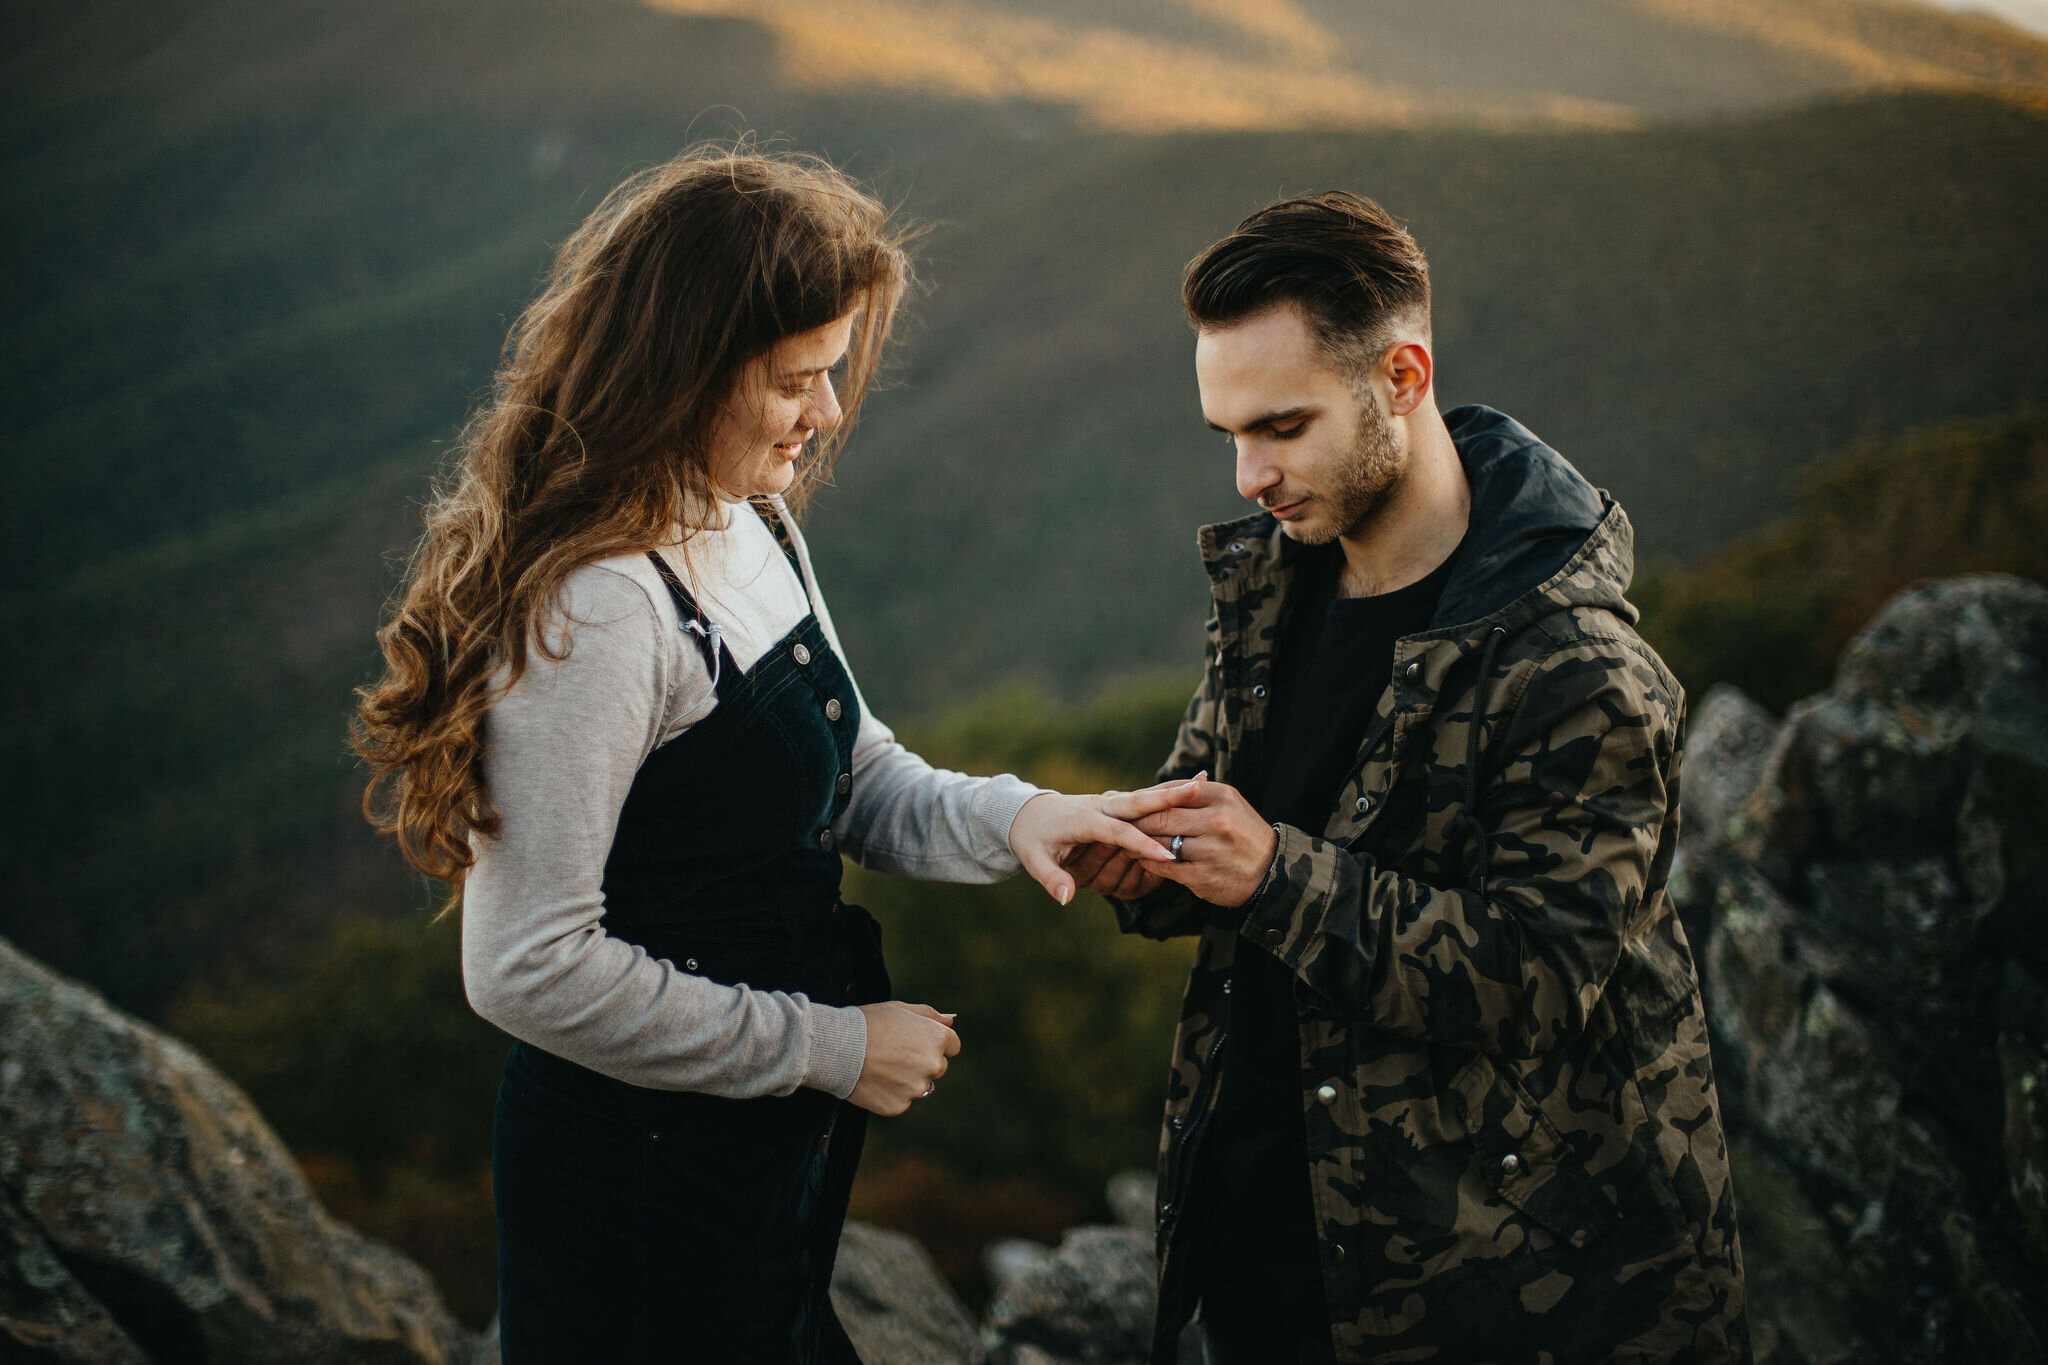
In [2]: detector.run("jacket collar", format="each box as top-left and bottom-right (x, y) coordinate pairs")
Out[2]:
(1197, 405), (1635, 649)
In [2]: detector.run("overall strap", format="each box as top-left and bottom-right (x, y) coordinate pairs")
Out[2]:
(644, 550), (738, 699)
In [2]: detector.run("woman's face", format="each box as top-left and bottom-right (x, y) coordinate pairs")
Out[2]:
(708, 313), (856, 500)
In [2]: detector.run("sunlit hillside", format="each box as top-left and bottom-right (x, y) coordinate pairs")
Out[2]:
(649, 0), (2048, 129)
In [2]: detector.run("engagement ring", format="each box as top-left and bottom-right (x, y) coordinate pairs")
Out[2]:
(1170, 834), (1185, 858)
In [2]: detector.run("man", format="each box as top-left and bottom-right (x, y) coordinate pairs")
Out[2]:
(1070, 193), (1748, 1363)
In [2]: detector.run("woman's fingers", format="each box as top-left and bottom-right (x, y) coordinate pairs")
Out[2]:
(1132, 808), (1205, 839)
(850, 1003), (961, 1116)
(1096, 781), (1208, 822)
(1088, 812), (1179, 863)
(1018, 843), (1079, 905)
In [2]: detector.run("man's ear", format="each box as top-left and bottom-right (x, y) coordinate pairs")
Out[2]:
(1382, 341), (1433, 417)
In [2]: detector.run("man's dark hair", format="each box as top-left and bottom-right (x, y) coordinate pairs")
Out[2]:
(1181, 191), (1431, 379)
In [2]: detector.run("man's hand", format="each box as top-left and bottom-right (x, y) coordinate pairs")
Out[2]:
(1062, 774), (1209, 901)
(1132, 779), (1277, 909)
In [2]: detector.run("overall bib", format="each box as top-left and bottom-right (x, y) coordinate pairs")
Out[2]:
(493, 508), (888, 1363)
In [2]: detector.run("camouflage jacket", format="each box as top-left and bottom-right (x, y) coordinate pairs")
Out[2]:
(1117, 407), (1748, 1364)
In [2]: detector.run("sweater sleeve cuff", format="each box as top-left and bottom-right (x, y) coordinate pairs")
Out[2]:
(803, 1002), (868, 1099)
(980, 775), (1050, 870)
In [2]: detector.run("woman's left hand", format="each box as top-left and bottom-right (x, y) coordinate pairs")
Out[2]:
(1009, 785), (1201, 905)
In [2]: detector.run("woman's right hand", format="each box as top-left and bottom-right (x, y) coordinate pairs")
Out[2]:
(848, 1002), (960, 1116)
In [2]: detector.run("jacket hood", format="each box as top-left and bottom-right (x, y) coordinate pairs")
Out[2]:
(1198, 404), (1635, 637)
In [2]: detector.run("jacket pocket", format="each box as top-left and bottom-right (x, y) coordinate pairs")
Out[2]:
(1448, 1051), (1625, 1251)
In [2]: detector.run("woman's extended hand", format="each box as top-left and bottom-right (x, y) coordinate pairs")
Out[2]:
(1008, 784), (1199, 905)
(849, 1002), (960, 1116)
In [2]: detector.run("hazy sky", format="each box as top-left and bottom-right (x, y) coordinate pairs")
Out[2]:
(1917, 0), (2048, 37)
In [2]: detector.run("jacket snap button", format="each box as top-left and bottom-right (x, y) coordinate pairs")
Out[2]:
(793, 643), (811, 665)
(1170, 1115), (1185, 1130)
(1501, 1153), (1522, 1176)
(1403, 660), (1422, 681)
(1228, 542), (1245, 553)
(1327, 1243), (1346, 1264)
(1252, 684), (1267, 699)
(824, 698), (842, 721)
(837, 772), (852, 796)
(1263, 928), (1284, 946)
(1161, 1201), (1177, 1220)
(820, 830), (836, 853)
(1221, 978), (1233, 995)
(684, 958), (699, 972)
(1316, 1084), (1338, 1105)
(1353, 795), (1372, 815)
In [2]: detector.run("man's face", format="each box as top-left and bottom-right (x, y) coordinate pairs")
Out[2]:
(1195, 303), (1403, 545)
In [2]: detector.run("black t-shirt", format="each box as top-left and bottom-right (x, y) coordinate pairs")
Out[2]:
(1196, 540), (1456, 1350)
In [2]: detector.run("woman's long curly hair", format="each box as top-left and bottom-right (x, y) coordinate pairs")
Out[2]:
(354, 145), (913, 886)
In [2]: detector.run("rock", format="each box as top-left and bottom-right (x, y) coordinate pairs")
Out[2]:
(1722, 1142), (1869, 1365)
(1683, 575), (2048, 1361)
(468, 1315), (501, 1365)
(1680, 683), (1780, 854)
(831, 1220), (978, 1365)
(984, 1238), (1054, 1295)
(1, 1185), (150, 1364)
(1740, 574), (2048, 874)
(2001, 1022), (2048, 1286)
(977, 1225), (1154, 1365)
(1104, 1171), (1153, 1234)
(0, 936), (476, 1365)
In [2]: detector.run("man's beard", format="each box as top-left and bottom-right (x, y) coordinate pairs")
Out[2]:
(1290, 389), (1404, 546)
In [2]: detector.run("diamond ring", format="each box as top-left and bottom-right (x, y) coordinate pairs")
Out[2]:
(1170, 834), (1185, 858)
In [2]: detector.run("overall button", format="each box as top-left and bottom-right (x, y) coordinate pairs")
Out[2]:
(824, 698), (843, 722)
(1500, 1153), (1522, 1177)
(836, 772), (853, 796)
(819, 830), (836, 853)
(793, 643), (811, 666)
(1316, 1083), (1338, 1106)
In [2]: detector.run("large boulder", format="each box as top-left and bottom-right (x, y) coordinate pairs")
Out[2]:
(832, 1220), (979, 1365)
(1677, 575), (2048, 1363)
(976, 1225), (1154, 1365)
(0, 936), (477, 1365)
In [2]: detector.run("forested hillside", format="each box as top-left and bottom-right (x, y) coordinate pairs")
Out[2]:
(6, 0), (2048, 1025)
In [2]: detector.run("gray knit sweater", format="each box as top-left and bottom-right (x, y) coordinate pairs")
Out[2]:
(461, 496), (1044, 1100)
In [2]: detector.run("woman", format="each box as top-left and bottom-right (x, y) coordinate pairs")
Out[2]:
(354, 146), (1179, 1361)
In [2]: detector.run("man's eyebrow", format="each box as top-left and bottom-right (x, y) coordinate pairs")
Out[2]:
(1208, 405), (1313, 434)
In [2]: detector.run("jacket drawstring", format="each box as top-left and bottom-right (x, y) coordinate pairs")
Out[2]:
(1445, 624), (1508, 895)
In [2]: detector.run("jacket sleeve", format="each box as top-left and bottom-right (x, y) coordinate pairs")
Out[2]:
(1110, 629), (1225, 940)
(1235, 642), (1679, 1058)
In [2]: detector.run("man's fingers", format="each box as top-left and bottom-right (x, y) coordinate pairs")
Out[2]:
(899, 1002), (955, 1024)
(1063, 843), (1115, 880)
